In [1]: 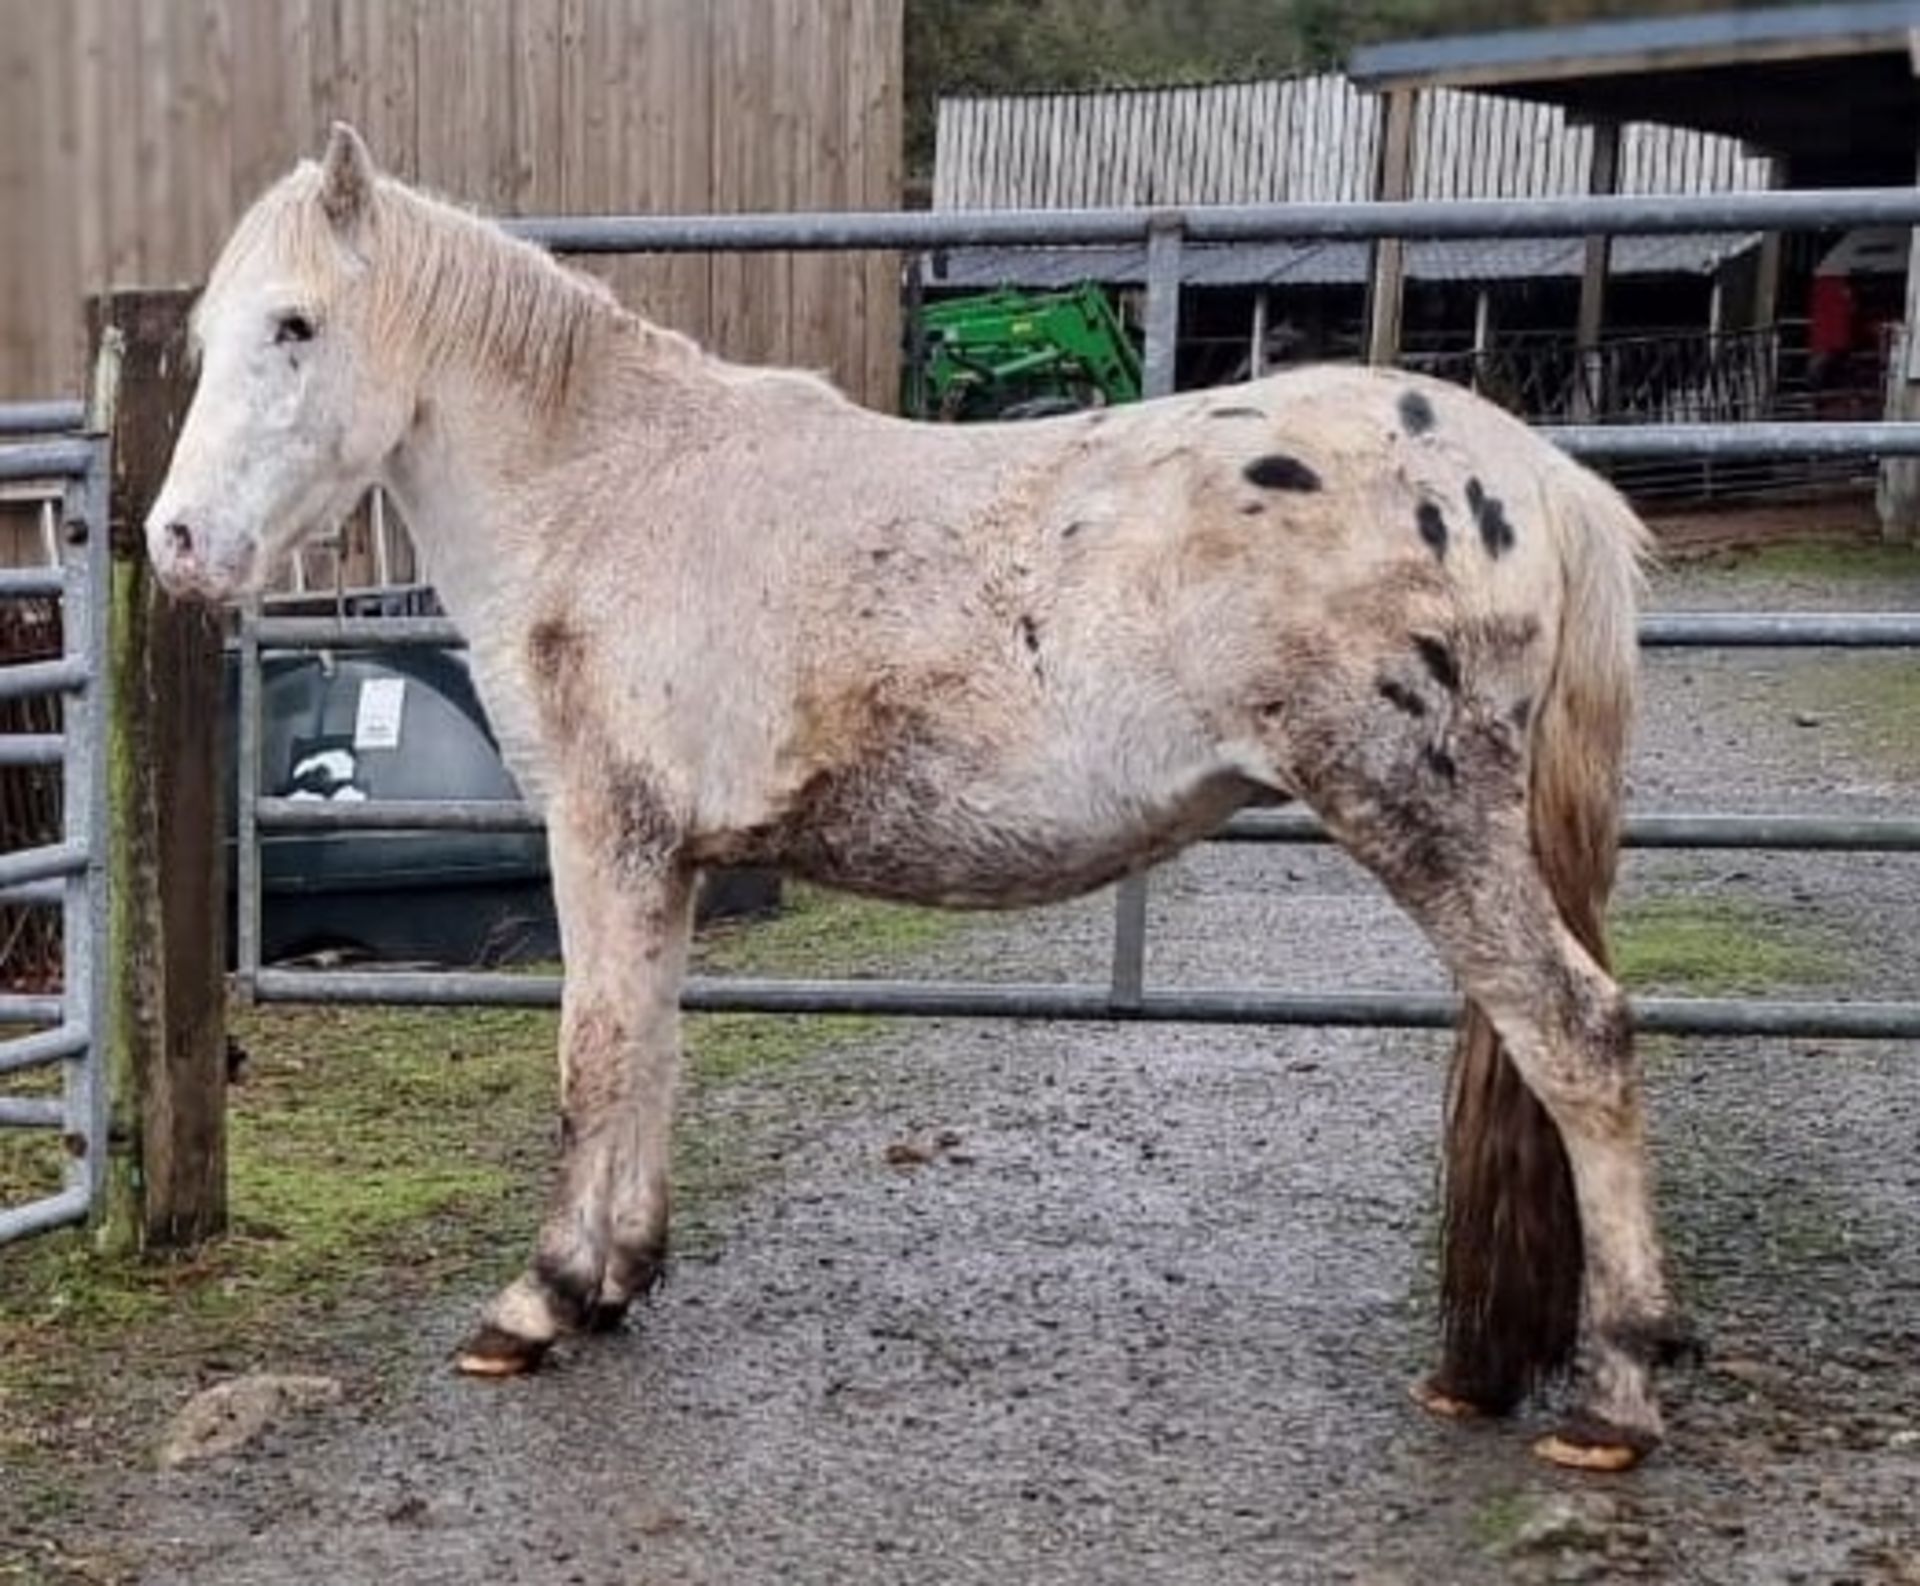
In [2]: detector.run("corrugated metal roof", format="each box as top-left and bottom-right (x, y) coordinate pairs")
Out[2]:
(1348, 1), (1920, 89)
(923, 233), (1760, 292)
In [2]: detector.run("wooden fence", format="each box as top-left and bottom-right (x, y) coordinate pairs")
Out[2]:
(0, 0), (904, 414)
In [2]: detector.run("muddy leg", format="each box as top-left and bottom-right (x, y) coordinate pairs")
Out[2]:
(1308, 761), (1678, 1468)
(458, 811), (693, 1376)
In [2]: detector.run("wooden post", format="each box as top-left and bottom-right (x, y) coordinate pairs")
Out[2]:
(1573, 119), (1621, 421)
(1366, 89), (1416, 368)
(90, 290), (228, 1253)
(1471, 288), (1494, 395)
(1878, 143), (1920, 544)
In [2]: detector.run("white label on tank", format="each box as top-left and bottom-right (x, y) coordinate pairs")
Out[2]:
(354, 677), (407, 750)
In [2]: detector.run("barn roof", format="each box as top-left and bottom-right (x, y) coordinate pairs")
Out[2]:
(923, 233), (1760, 294)
(1348, 1), (1920, 187)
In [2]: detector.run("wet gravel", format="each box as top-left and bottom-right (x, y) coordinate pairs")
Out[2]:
(89, 553), (1920, 1584)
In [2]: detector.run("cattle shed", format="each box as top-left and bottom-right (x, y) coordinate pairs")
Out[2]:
(1347, 0), (1920, 527)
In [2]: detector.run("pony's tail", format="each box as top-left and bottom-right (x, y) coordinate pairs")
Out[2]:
(1434, 466), (1651, 1413)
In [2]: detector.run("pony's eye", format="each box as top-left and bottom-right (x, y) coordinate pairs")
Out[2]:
(274, 313), (317, 346)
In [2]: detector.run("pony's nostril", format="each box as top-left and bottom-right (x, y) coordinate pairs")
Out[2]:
(165, 521), (195, 558)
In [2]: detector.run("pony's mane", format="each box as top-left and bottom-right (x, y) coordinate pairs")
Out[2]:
(202, 158), (852, 416)
(203, 162), (703, 412)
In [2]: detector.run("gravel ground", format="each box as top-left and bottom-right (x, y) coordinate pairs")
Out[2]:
(74, 552), (1920, 1584)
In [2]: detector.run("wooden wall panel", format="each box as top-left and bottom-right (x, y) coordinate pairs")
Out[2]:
(0, 0), (904, 423)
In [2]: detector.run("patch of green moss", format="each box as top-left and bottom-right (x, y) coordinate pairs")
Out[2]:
(1612, 894), (1839, 997)
(1718, 541), (1920, 583)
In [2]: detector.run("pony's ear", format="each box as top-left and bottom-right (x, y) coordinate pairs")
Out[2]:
(319, 121), (376, 231)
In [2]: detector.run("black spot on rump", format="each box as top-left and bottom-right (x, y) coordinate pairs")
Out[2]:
(1465, 477), (1517, 558)
(1424, 745), (1458, 782)
(1415, 502), (1448, 558)
(1398, 389), (1437, 436)
(1017, 615), (1040, 655)
(1509, 696), (1534, 733)
(1210, 405), (1266, 419)
(1242, 453), (1322, 492)
(1414, 636), (1460, 692)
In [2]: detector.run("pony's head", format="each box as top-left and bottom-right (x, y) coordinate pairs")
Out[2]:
(147, 123), (411, 599)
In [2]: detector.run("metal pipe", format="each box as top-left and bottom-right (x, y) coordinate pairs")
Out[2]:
(0, 881), (63, 908)
(1109, 218), (1186, 1012)
(257, 797), (544, 832)
(0, 842), (87, 889)
(0, 569), (65, 599)
(0, 1186), (89, 1244)
(0, 440), (96, 483)
(0, 1025), (89, 1078)
(69, 441), (112, 1210)
(0, 1097), (62, 1129)
(1640, 613), (1920, 647)
(236, 601), (264, 996)
(0, 657), (88, 702)
(0, 401), (85, 437)
(249, 967), (1920, 1040)
(505, 187), (1920, 254)
(1219, 810), (1920, 851)
(0, 995), (64, 1026)
(0, 735), (65, 768)
(1549, 421), (1920, 458)
(253, 797), (1920, 856)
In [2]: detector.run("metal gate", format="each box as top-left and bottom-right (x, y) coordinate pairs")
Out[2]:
(0, 405), (112, 1243)
(228, 184), (1920, 1043)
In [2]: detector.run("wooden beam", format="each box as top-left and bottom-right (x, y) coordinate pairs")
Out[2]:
(1366, 89), (1416, 368)
(1878, 147), (1920, 543)
(1573, 120), (1621, 422)
(90, 290), (228, 1253)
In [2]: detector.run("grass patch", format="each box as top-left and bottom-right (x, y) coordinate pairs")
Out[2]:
(1612, 894), (1840, 997)
(1714, 541), (1920, 583)
(0, 884), (967, 1514)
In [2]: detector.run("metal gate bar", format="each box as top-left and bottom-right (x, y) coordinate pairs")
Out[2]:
(217, 185), (1920, 1043)
(0, 434), (112, 1245)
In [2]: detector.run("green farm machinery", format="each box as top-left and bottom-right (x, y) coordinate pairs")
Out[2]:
(913, 283), (1144, 422)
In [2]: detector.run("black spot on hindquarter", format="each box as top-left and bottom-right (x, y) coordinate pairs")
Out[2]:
(1017, 615), (1041, 656)
(1465, 477), (1516, 558)
(1242, 453), (1322, 492)
(1414, 636), (1461, 692)
(1210, 405), (1266, 420)
(1424, 745), (1458, 782)
(1415, 502), (1448, 558)
(1377, 678), (1427, 718)
(1397, 389), (1437, 436)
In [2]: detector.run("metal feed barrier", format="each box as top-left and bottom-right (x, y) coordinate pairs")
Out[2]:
(230, 186), (1920, 1038)
(0, 416), (112, 1243)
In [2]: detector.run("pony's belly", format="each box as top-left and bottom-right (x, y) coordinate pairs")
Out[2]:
(709, 771), (1255, 910)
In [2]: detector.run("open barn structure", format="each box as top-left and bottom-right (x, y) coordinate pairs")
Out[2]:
(925, 3), (1920, 513)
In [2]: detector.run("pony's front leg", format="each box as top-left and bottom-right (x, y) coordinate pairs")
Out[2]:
(457, 811), (694, 1376)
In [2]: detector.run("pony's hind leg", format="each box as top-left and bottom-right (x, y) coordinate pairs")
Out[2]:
(1298, 713), (1679, 1469)
(457, 795), (693, 1375)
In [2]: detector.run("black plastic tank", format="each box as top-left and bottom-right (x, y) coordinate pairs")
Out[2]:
(222, 626), (778, 967)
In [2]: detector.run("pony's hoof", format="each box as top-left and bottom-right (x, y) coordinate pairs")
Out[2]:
(585, 1301), (631, 1335)
(1411, 1377), (1486, 1421)
(1533, 1418), (1658, 1473)
(454, 1326), (552, 1378)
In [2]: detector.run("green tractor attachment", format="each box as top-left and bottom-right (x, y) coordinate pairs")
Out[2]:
(914, 283), (1144, 422)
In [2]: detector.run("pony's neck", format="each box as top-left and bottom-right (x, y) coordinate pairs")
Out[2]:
(369, 194), (715, 624)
